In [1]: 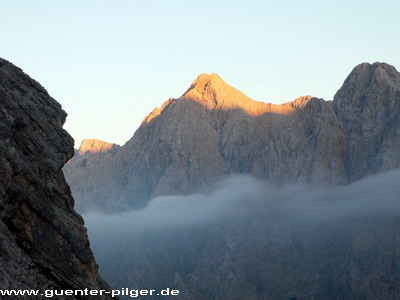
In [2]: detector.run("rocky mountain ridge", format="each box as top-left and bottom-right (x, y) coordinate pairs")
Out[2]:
(64, 62), (400, 212)
(78, 138), (119, 155)
(62, 61), (400, 300)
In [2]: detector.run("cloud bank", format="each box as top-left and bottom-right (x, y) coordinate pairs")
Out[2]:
(84, 168), (400, 240)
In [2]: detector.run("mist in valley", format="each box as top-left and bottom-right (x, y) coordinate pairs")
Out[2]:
(84, 169), (400, 299)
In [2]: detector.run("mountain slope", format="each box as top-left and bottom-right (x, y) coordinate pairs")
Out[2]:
(333, 62), (400, 181)
(64, 75), (315, 210)
(63, 62), (400, 299)
(64, 62), (400, 212)
(65, 139), (120, 212)
(0, 58), (113, 298)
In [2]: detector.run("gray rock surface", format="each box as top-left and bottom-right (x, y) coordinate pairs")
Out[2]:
(64, 62), (400, 212)
(333, 62), (400, 181)
(0, 58), (114, 298)
(64, 140), (120, 212)
(95, 216), (400, 300)
(63, 62), (400, 300)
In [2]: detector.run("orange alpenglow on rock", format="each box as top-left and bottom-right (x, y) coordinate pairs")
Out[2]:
(79, 139), (115, 155)
(142, 73), (313, 124)
(182, 73), (313, 116)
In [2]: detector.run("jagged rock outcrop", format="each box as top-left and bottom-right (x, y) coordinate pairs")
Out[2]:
(64, 139), (120, 212)
(0, 58), (113, 298)
(78, 139), (119, 155)
(64, 62), (400, 212)
(333, 62), (400, 181)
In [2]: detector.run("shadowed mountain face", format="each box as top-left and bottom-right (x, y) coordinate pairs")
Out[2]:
(62, 62), (400, 300)
(64, 62), (400, 212)
(0, 58), (113, 298)
(333, 63), (400, 181)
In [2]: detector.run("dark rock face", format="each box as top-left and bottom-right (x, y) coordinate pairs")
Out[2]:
(0, 58), (113, 298)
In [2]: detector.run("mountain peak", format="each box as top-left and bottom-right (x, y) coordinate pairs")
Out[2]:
(181, 73), (314, 117)
(181, 73), (268, 113)
(182, 73), (226, 99)
(348, 62), (398, 80)
(334, 62), (400, 102)
(142, 74), (316, 126)
(79, 139), (117, 155)
(193, 73), (223, 85)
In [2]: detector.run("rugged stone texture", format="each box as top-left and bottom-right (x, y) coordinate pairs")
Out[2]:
(63, 62), (400, 300)
(78, 139), (119, 155)
(94, 215), (400, 300)
(64, 62), (400, 212)
(333, 62), (400, 181)
(0, 58), (113, 298)
(64, 140), (120, 212)
(64, 74), (317, 211)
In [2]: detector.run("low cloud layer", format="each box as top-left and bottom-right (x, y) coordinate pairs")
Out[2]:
(84, 168), (400, 239)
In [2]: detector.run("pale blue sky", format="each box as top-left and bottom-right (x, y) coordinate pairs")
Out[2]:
(2, 0), (399, 146)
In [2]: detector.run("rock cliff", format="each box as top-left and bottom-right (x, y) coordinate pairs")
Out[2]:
(78, 139), (118, 155)
(333, 62), (400, 181)
(65, 139), (120, 212)
(64, 62), (400, 212)
(0, 58), (113, 298)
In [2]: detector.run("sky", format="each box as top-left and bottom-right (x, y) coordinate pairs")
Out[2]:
(2, 0), (400, 146)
